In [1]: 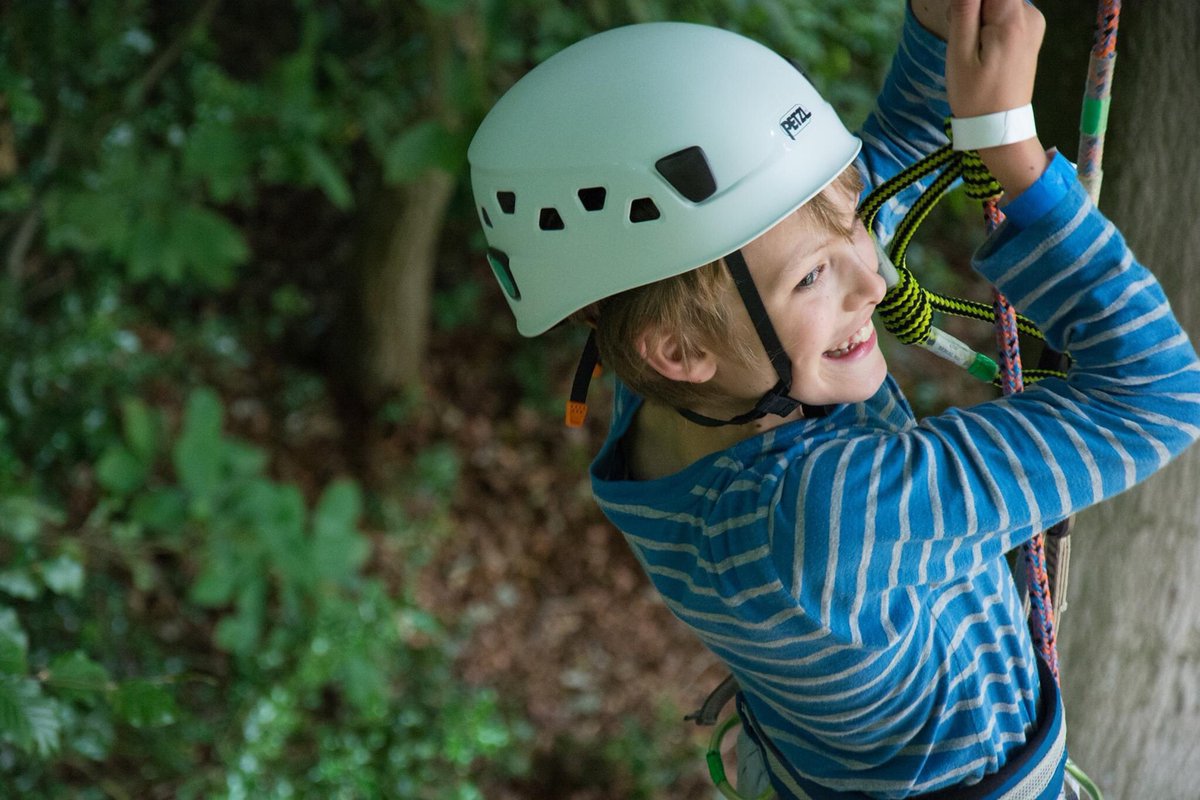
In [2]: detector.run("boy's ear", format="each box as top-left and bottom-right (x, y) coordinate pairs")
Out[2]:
(637, 327), (717, 384)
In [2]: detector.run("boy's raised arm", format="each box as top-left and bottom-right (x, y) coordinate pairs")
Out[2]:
(946, 0), (1049, 198)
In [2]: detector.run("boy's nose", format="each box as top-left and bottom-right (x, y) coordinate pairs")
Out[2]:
(848, 258), (887, 309)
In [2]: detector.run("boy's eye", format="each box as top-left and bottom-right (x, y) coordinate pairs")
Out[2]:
(795, 264), (825, 291)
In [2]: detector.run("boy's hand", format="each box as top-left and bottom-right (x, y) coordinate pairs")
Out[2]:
(947, 0), (1048, 197)
(946, 0), (1044, 117)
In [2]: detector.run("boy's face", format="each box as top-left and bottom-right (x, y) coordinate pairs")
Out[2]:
(713, 188), (889, 410)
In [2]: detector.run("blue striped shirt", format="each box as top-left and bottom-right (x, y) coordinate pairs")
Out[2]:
(589, 10), (1200, 797)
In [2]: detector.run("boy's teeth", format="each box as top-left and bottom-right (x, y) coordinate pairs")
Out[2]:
(829, 322), (871, 355)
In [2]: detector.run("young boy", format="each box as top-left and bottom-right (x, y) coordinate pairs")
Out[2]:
(468, 0), (1200, 796)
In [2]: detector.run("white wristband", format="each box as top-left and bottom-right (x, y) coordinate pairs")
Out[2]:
(950, 104), (1037, 151)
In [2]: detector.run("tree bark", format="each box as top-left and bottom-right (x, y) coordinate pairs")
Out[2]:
(1035, 3), (1200, 795)
(358, 169), (456, 394)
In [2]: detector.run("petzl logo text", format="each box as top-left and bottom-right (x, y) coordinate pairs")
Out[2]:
(780, 104), (813, 140)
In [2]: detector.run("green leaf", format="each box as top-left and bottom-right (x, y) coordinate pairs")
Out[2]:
(46, 652), (111, 702)
(190, 532), (245, 607)
(47, 188), (131, 255)
(0, 497), (64, 543)
(0, 569), (39, 600)
(247, 481), (311, 587)
(0, 609), (28, 675)
(304, 145), (353, 210)
(112, 679), (176, 729)
(215, 581), (265, 655)
(129, 488), (188, 532)
(182, 118), (253, 202)
(170, 205), (249, 288)
(0, 675), (61, 755)
(384, 120), (463, 183)
(126, 214), (179, 283)
(312, 479), (368, 583)
(40, 555), (84, 597)
(121, 396), (158, 463)
(96, 445), (148, 495)
(173, 388), (225, 502)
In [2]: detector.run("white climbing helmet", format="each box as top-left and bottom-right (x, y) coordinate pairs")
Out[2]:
(469, 21), (862, 337)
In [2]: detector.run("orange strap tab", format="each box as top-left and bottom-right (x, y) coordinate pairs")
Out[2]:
(565, 400), (588, 428)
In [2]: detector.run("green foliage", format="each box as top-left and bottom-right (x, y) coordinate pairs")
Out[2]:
(0, 0), (914, 795)
(0, 379), (529, 795)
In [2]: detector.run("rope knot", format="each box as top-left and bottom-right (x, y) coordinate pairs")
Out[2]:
(961, 150), (1003, 200)
(877, 264), (933, 345)
(941, 119), (1003, 200)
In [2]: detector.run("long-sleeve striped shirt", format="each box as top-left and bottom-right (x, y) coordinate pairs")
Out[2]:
(589, 10), (1200, 797)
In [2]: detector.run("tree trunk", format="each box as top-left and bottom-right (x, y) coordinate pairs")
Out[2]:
(1035, 3), (1200, 795)
(358, 169), (456, 394)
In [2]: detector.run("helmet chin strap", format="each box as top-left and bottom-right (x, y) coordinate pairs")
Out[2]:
(675, 249), (831, 428)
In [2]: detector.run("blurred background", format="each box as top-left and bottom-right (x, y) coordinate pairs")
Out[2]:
(2, 1), (1197, 798)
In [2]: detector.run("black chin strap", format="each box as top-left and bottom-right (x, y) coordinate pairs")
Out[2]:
(675, 249), (830, 427)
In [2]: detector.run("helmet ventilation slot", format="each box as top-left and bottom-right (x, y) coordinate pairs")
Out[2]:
(629, 197), (661, 223)
(539, 207), (565, 231)
(654, 146), (716, 202)
(497, 191), (517, 214)
(480, 207), (493, 228)
(578, 187), (607, 211)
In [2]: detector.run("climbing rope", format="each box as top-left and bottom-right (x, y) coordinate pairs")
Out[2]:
(856, 130), (1069, 390)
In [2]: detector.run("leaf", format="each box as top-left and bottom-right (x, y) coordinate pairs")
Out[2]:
(126, 214), (179, 283)
(121, 396), (158, 463)
(96, 445), (148, 496)
(0, 569), (39, 600)
(384, 119), (464, 183)
(0, 609), (28, 675)
(129, 488), (188, 532)
(246, 481), (311, 587)
(170, 205), (249, 289)
(47, 188), (131, 255)
(304, 145), (353, 210)
(112, 680), (176, 729)
(0, 675), (61, 755)
(40, 555), (84, 598)
(46, 652), (110, 702)
(311, 479), (368, 583)
(0, 497), (64, 543)
(190, 532), (243, 607)
(182, 119), (253, 202)
(173, 388), (226, 502)
(214, 581), (265, 656)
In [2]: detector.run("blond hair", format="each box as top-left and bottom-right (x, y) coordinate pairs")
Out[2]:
(585, 166), (864, 410)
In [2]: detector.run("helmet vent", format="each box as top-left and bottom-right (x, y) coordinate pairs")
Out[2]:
(578, 187), (607, 211)
(497, 191), (517, 214)
(629, 197), (661, 223)
(487, 248), (520, 300)
(480, 207), (493, 228)
(539, 207), (565, 231)
(655, 146), (716, 203)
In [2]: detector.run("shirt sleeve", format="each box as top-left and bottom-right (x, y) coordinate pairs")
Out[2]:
(854, 3), (952, 240)
(998, 149), (1075, 230)
(780, 176), (1200, 601)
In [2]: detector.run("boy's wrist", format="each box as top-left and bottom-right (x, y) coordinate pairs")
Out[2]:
(978, 138), (1050, 201)
(997, 150), (1076, 230)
